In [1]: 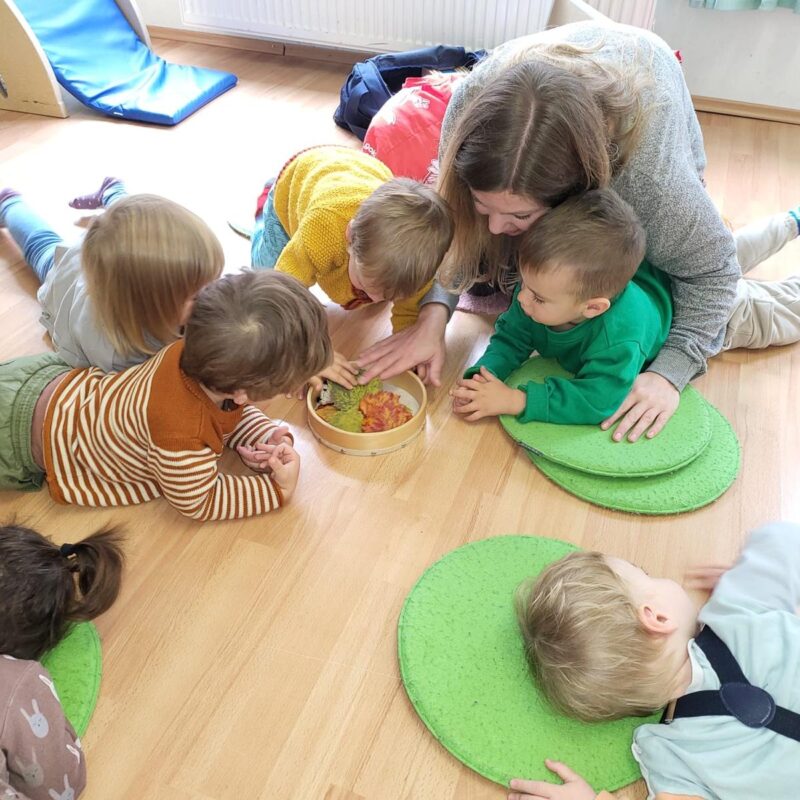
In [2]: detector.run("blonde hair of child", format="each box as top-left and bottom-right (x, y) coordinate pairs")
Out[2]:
(518, 188), (646, 300)
(349, 178), (453, 300)
(515, 551), (673, 722)
(82, 194), (224, 358)
(438, 39), (651, 292)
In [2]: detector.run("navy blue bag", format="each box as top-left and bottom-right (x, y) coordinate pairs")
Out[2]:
(334, 45), (487, 140)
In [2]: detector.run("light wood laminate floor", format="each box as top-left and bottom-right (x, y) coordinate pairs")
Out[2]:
(1, 38), (798, 800)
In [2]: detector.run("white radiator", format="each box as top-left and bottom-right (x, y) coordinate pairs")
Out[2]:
(588, 0), (656, 29)
(180, 0), (655, 53)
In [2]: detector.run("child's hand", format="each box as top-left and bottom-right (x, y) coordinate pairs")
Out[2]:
(269, 443), (300, 501)
(508, 760), (596, 800)
(266, 425), (292, 447)
(236, 442), (276, 472)
(450, 367), (526, 421)
(287, 352), (358, 399)
(236, 428), (291, 471)
(685, 565), (730, 591)
(318, 351), (359, 390)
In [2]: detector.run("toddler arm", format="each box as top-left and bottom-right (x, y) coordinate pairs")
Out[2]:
(4, 662), (86, 800)
(515, 341), (645, 425)
(702, 522), (800, 619)
(225, 405), (293, 450)
(274, 208), (346, 287)
(150, 443), (284, 520)
(464, 291), (538, 382)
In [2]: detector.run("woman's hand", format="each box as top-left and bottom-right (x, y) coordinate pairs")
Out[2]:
(601, 372), (680, 442)
(356, 303), (449, 386)
(508, 760), (596, 800)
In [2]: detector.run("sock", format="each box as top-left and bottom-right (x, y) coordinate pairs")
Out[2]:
(0, 188), (21, 225)
(69, 177), (123, 210)
(788, 206), (800, 238)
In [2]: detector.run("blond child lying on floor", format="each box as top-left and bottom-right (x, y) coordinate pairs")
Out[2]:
(509, 522), (800, 800)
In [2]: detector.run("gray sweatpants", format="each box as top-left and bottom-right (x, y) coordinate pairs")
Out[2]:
(724, 212), (800, 350)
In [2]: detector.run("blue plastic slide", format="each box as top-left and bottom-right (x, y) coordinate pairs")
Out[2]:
(14, 0), (237, 125)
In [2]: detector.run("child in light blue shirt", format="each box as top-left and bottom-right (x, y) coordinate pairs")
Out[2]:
(511, 522), (800, 800)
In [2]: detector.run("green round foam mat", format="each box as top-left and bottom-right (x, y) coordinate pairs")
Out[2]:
(501, 358), (712, 477)
(530, 403), (740, 515)
(41, 622), (102, 737)
(398, 536), (659, 789)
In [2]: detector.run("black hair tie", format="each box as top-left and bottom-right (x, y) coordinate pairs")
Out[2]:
(59, 543), (78, 558)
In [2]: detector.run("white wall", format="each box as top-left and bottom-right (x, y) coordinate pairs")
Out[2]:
(654, 0), (800, 109)
(137, 0), (800, 110)
(136, 0), (182, 28)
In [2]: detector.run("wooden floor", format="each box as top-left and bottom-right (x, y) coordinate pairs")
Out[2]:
(1, 39), (799, 800)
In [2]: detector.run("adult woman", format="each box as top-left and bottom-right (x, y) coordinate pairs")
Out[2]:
(357, 20), (796, 440)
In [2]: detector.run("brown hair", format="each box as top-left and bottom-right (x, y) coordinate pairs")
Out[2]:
(438, 48), (648, 291)
(518, 189), (645, 300)
(515, 551), (672, 722)
(350, 178), (453, 300)
(82, 194), (224, 358)
(0, 523), (124, 661)
(180, 270), (332, 400)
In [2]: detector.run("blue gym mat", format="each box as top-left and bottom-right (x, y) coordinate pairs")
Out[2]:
(15, 0), (237, 125)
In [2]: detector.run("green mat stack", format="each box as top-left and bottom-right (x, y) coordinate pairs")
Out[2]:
(501, 358), (741, 515)
(398, 536), (661, 789)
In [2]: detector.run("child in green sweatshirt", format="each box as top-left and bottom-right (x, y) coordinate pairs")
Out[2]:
(451, 188), (672, 426)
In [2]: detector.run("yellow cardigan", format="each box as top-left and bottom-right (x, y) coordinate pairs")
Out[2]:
(272, 145), (431, 332)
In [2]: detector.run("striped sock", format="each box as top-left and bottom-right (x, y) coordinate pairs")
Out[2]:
(0, 188), (21, 225)
(69, 177), (123, 210)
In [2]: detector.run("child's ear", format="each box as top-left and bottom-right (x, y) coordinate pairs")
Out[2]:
(232, 389), (250, 406)
(582, 297), (611, 319)
(638, 604), (679, 636)
(345, 221), (352, 243)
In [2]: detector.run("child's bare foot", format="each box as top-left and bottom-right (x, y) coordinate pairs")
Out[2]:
(69, 177), (123, 210)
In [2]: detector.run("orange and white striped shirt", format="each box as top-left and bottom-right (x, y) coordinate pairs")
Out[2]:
(43, 341), (285, 521)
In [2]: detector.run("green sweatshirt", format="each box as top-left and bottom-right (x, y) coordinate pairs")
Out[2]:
(465, 262), (673, 424)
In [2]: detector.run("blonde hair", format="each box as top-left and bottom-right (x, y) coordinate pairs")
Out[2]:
(82, 194), (224, 358)
(518, 188), (645, 300)
(516, 551), (672, 721)
(181, 270), (332, 401)
(350, 178), (453, 300)
(438, 39), (650, 292)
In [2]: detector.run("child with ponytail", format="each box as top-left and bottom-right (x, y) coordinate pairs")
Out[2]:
(0, 523), (125, 800)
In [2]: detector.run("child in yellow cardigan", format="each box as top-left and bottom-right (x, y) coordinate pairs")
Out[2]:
(251, 146), (453, 385)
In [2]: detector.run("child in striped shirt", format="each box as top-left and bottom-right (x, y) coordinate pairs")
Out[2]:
(0, 271), (332, 521)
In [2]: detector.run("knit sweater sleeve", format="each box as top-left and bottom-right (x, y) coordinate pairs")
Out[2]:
(514, 340), (645, 425)
(615, 160), (738, 391)
(274, 208), (347, 287)
(225, 405), (293, 450)
(148, 441), (283, 520)
(608, 35), (738, 390)
(390, 279), (435, 332)
(464, 291), (538, 381)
